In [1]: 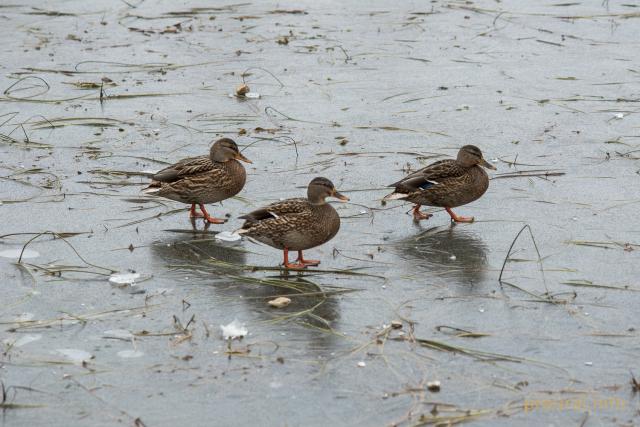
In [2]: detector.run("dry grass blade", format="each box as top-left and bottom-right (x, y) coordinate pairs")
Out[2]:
(115, 208), (185, 228)
(0, 133), (52, 149)
(562, 280), (640, 292)
(415, 338), (524, 362)
(2, 304), (158, 331)
(242, 264), (384, 279)
(21, 60), (222, 75)
(413, 408), (492, 426)
(492, 170), (565, 180)
(499, 224), (550, 297)
(435, 325), (491, 338)
(28, 117), (133, 129)
(565, 240), (638, 250)
(15, 231), (114, 273)
(0, 231), (86, 240)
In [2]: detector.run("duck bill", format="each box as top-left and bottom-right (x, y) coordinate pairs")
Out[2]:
(235, 152), (253, 164)
(332, 190), (349, 202)
(480, 158), (496, 170)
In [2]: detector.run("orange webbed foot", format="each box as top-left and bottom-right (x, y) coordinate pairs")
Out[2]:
(446, 208), (474, 223)
(197, 204), (227, 224)
(283, 262), (307, 269)
(295, 251), (320, 266)
(204, 216), (227, 224)
(412, 204), (432, 221)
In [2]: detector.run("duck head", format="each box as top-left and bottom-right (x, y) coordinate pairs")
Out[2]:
(210, 138), (252, 163)
(456, 145), (496, 170)
(307, 177), (349, 205)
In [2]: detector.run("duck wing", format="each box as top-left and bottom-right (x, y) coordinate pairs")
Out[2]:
(389, 160), (466, 192)
(238, 198), (309, 223)
(237, 198), (314, 237)
(152, 155), (215, 183)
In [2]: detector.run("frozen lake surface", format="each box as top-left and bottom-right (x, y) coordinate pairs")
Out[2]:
(1, 1), (639, 425)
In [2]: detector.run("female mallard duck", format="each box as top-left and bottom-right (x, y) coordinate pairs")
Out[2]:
(143, 138), (251, 224)
(383, 145), (496, 223)
(237, 177), (349, 269)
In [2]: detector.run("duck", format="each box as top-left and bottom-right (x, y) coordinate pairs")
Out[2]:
(237, 177), (349, 269)
(143, 138), (251, 224)
(383, 145), (496, 223)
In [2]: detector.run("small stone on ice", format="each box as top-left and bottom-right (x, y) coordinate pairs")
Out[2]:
(235, 83), (250, 96)
(268, 297), (291, 308)
(357, 361), (366, 367)
(391, 320), (402, 329)
(427, 380), (441, 391)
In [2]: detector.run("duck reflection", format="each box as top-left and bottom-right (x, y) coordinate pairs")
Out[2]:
(150, 227), (247, 273)
(151, 230), (341, 349)
(237, 274), (341, 333)
(396, 225), (488, 285)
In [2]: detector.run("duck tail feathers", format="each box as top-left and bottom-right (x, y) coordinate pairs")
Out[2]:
(383, 191), (409, 201)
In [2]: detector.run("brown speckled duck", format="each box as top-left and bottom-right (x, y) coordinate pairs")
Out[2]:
(143, 138), (251, 224)
(237, 177), (349, 269)
(383, 145), (496, 223)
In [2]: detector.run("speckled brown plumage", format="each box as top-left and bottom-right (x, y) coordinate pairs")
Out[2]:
(392, 160), (489, 208)
(237, 177), (349, 268)
(384, 145), (495, 222)
(143, 138), (251, 224)
(239, 198), (341, 251)
(145, 159), (246, 204)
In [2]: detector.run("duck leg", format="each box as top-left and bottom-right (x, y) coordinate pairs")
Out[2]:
(189, 204), (204, 218)
(445, 207), (474, 223)
(282, 248), (306, 269)
(295, 250), (320, 266)
(412, 204), (432, 221)
(198, 204), (227, 224)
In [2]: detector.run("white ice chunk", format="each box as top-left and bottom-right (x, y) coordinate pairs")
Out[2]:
(109, 272), (141, 285)
(220, 319), (248, 340)
(215, 231), (242, 242)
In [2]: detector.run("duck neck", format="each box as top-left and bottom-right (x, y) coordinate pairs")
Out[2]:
(308, 195), (327, 206)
